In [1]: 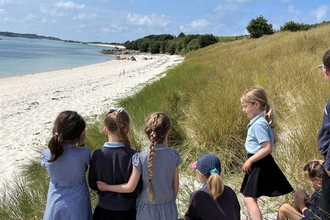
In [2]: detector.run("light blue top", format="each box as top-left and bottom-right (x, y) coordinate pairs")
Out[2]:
(245, 114), (274, 154)
(133, 143), (181, 220)
(41, 144), (92, 220)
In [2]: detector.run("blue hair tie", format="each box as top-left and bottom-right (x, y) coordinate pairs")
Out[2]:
(210, 168), (219, 175)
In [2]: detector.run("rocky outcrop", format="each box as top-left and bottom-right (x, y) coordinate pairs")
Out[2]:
(101, 48), (141, 55)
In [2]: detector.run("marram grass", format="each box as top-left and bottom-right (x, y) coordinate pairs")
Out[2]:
(2, 24), (330, 219)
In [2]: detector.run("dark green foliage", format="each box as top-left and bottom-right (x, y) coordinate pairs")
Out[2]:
(178, 32), (186, 38)
(165, 41), (176, 55)
(123, 33), (219, 55)
(198, 34), (219, 48)
(149, 41), (161, 54)
(139, 40), (149, 52)
(280, 21), (315, 32)
(246, 15), (274, 38)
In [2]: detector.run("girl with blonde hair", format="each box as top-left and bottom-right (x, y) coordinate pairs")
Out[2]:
(184, 154), (241, 220)
(97, 112), (181, 220)
(240, 86), (293, 220)
(88, 108), (142, 220)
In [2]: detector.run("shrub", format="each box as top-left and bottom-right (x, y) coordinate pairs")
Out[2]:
(246, 15), (274, 38)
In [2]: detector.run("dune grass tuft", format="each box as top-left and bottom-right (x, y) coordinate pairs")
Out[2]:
(1, 24), (330, 219)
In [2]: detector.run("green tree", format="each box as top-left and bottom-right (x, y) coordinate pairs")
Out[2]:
(280, 21), (312, 32)
(165, 42), (176, 55)
(198, 34), (218, 48)
(139, 39), (149, 52)
(178, 32), (186, 38)
(149, 41), (161, 54)
(246, 15), (274, 38)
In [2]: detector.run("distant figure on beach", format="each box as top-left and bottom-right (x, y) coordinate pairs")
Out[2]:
(97, 112), (181, 220)
(277, 159), (323, 220)
(184, 154), (240, 220)
(317, 48), (330, 220)
(88, 107), (142, 220)
(240, 86), (293, 220)
(41, 110), (92, 220)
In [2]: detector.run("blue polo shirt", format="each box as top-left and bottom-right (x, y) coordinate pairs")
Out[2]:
(245, 114), (274, 154)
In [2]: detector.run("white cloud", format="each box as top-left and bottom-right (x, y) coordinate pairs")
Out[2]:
(0, 0), (15, 5)
(40, 6), (47, 13)
(288, 6), (299, 14)
(24, 13), (34, 21)
(0, 8), (4, 14)
(55, 1), (85, 10)
(309, 5), (329, 22)
(127, 13), (170, 27)
(74, 13), (85, 20)
(190, 19), (210, 29)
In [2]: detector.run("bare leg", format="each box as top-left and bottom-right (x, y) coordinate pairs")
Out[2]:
(277, 203), (301, 220)
(244, 196), (262, 220)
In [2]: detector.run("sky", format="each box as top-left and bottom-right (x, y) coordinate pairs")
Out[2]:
(0, 0), (329, 43)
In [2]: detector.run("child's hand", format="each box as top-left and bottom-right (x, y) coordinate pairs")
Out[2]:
(97, 181), (109, 191)
(242, 160), (252, 173)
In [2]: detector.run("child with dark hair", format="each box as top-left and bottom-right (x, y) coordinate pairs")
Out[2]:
(97, 112), (181, 220)
(88, 108), (142, 220)
(184, 154), (241, 220)
(42, 110), (92, 220)
(277, 160), (323, 220)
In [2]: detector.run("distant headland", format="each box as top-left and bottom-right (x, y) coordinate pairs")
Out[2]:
(0, 31), (123, 46)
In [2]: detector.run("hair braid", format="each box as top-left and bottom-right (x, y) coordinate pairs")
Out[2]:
(147, 114), (159, 203)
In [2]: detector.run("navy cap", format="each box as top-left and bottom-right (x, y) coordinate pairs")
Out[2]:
(191, 154), (221, 175)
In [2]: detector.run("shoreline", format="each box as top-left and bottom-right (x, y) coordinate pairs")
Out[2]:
(0, 54), (184, 184)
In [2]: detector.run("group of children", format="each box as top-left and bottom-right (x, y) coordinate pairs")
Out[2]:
(40, 49), (330, 220)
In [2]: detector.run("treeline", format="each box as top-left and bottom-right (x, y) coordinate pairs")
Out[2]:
(123, 33), (220, 55)
(246, 16), (330, 38)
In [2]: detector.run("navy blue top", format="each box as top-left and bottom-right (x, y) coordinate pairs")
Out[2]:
(185, 185), (240, 220)
(318, 99), (330, 170)
(88, 142), (142, 211)
(302, 189), (322, 219)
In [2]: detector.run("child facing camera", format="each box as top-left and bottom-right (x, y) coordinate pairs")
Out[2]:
(277, 160), (323, 220)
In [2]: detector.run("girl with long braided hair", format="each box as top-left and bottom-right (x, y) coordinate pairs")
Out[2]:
(97, 112), (181, 220)
(88, 108), (142, 220)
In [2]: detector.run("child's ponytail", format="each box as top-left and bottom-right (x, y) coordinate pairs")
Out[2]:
(207, 170), (224, 200)
(48, 132), (63, 162)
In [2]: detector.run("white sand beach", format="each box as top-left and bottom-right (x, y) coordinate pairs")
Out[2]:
(0, 54), (184, 184)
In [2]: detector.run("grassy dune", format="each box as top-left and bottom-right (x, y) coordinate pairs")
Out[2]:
(1, 24), (330, 219)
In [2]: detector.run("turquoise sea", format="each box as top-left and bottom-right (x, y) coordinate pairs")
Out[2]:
(0, 36), (115, 78)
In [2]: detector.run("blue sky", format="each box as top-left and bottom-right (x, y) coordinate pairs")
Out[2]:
(0, 0), (329, 43)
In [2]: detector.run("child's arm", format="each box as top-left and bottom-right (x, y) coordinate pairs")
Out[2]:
(173, 167), (179, 198)
(97, 166), (141, 193)
(242, 140), (272, 173)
